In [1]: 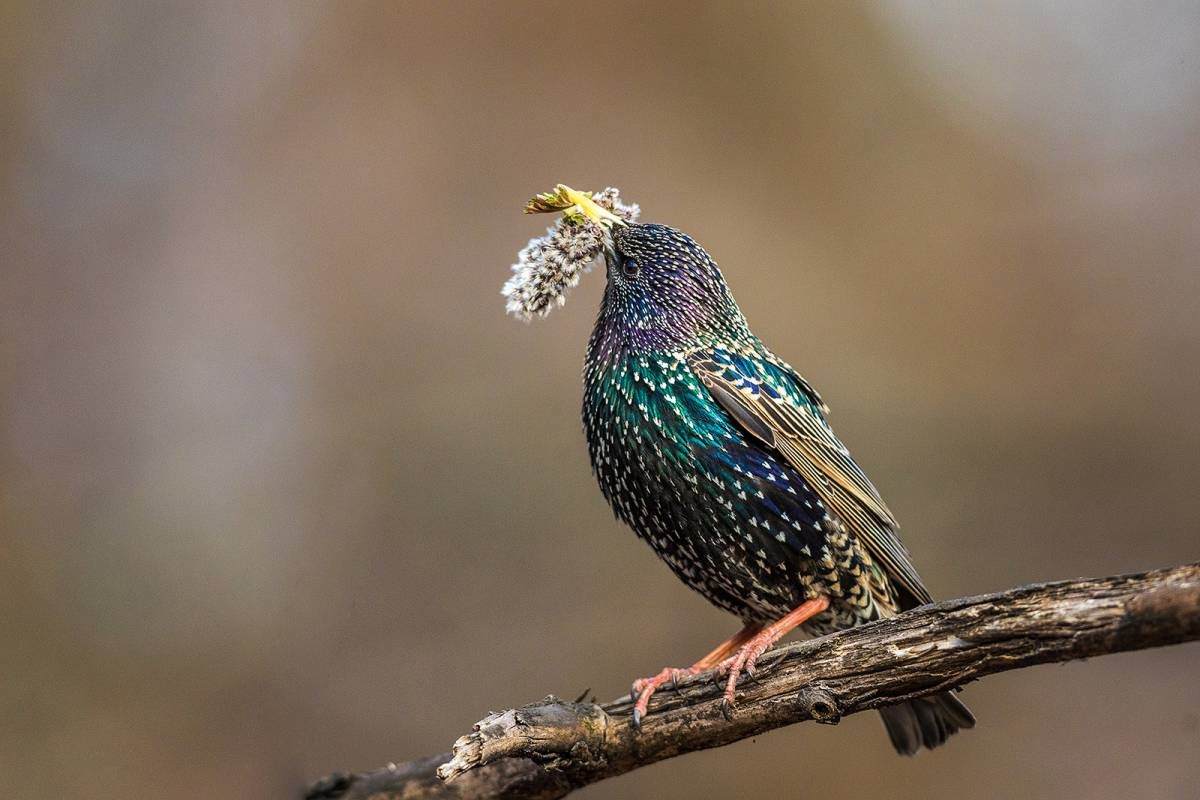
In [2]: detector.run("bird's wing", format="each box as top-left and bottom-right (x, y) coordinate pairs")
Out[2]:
(688, 347), (933, 607)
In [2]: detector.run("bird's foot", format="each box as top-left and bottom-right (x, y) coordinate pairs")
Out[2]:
(718, 633), (779, 718)
(630, 666), (704, 728)
(625, 620), (770, 729)
(717, 596), (831, 719)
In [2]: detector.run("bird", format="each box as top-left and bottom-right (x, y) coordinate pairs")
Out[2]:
(573, 201), (975, 754)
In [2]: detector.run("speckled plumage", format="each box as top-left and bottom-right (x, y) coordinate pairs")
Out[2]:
(580, 222), (973, 752)
(584, 223), (905, 632)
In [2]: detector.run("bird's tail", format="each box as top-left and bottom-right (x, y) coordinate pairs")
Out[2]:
(878, 692), (976, 755)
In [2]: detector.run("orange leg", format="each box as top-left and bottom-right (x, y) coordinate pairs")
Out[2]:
(631, 623), (762, 727)
(720, 596), (830, 715)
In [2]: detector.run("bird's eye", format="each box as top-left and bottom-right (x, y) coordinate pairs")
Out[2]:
(622, 257), (640, 279)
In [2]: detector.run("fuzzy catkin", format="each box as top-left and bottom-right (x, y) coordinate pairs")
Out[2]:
(502, 188), (639, 320)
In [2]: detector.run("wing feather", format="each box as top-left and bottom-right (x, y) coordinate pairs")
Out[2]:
(689, 348), (933, 607)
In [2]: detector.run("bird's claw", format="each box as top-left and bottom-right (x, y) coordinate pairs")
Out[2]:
(720, 697), (735, 721)
(630, 666), (693, 731)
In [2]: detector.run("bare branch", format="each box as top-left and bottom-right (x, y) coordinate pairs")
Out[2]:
(305, 562), (1200, 800)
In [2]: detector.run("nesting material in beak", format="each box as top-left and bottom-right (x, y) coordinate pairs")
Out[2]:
(502, 185), (639, 321)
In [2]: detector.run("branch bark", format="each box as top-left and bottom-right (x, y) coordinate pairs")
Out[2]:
(305, 562), (1200, 800)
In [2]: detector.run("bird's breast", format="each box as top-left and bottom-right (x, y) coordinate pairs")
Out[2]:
(582, 351), (733, 491)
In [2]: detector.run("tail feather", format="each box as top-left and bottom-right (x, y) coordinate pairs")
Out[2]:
(879, 692), (975, 755)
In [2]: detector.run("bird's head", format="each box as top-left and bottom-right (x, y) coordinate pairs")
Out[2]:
(504, 184), (752, 350)
(598, 222), (751, 352)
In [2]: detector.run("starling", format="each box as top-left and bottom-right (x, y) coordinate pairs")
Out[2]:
(516, 188), (974, 754)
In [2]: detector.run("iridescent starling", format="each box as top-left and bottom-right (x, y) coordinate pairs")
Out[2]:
(513, 188), (974, 754)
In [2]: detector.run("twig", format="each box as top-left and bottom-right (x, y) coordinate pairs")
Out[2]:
(305, 562), (1200, 800)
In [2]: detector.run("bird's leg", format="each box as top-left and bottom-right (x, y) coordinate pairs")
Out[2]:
(720, 596), (831, 718)
(631, 623), (762, 728)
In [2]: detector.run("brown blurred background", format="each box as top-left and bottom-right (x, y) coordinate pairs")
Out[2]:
(3, 2), (1199, 798)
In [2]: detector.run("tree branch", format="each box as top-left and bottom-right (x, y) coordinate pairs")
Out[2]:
(305, 562), (1200, 800)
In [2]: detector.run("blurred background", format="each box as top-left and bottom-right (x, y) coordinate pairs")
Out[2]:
(4, 2), (1199, 798)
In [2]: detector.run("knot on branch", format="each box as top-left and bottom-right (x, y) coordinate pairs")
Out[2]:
(795, 686), (841, 724)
